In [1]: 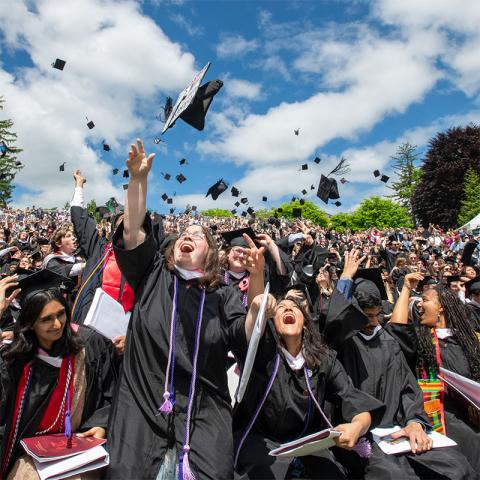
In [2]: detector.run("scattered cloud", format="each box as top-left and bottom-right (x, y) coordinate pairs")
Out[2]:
(216, 34), (259, 59)
(224, 78), (262, 100)
(169, 13), (203, 37)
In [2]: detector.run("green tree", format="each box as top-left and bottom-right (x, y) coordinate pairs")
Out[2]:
(201, 208), (233, 217)
(329, 212), (353, 233)
(388, 142), (422, 219)
(275, 200), (329, 226)
(0, 96), (23, 206)
(457, 168), (480, 226)
(87, 199), (102, 223)
(350, 197), (412, 230)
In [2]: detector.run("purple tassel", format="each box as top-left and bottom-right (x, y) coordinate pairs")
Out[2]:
(181, 446), (196, 480)
(353, 437), (372, 458)
(159, 391), (174, 415)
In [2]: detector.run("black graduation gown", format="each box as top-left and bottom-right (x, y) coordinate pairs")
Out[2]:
(0, 326), (118, 475)
(233, 325), (385, 480)
(106, 218), (248, 480)
(379, 322), (480, 475)
(466, 302), (480, 332)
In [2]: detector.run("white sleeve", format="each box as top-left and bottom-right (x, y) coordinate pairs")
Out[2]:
(287, 233), (304, 245)
(71, 187), (85, 208)
(69, 262), (85, 277)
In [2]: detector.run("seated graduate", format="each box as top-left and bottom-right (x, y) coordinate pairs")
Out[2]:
(389, 271), (480, 473)
(233, 291), (385, 480)
(220, 228), (292, 308)
(465, 277), (480, 331)
(0, 269), (118, 479)
(323, 251), (475, 480)
(105, 139), (262, 480)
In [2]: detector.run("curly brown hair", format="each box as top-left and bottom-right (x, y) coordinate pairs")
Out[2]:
(164, 225), (222, 291)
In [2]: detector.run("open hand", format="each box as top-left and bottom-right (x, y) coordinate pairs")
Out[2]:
(126, 139), (155, 179)
(73, 169), (86, 187)
(404, 272), (424, 290)
(390, 422), (432, 454)
(241, 234), (265, 277)
(0, 275), (20, 315)
(340, 249), (366, 280)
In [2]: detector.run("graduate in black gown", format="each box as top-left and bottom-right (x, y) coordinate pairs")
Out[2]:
(0, 270), (118, 478)
(466, 278), (480, 331)
(389, 271), (480, 473)
(323, 251), (476, 480)
(106, 139), (268, 480)
(233, 293), (385, 479)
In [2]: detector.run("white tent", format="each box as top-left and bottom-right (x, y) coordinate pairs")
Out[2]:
(461, 212), (480, 231)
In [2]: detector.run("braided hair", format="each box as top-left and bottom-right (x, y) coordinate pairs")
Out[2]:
(415, 285), (480, 381)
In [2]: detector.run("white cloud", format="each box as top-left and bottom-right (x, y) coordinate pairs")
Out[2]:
(224, 79), (262, 100)
(216, 34), (259, 59)
(0, 0), (196, 207)
(169, 13), (204, 37)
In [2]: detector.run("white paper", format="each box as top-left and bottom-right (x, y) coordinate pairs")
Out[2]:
(227, 362), (240, 407)
(235, 282), (270, 404)
(269, 429), (341, 457)
(372, 426), (457, 455)
(34, 445), (109, 480)
(83, 288), (131, 340)
(440, 367), (480, 408)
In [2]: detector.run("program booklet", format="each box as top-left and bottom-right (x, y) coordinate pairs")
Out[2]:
(269, 428), (341, 457)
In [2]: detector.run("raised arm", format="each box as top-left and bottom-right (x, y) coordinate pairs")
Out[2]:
(124, 139), (155, 250)
(390, 272), (424, 325)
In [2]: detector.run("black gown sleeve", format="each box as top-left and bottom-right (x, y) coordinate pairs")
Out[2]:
(45, 257), (74, 277)
(221, 286), (248, 361)
(71, 206), (107, 260)
(325, 353), (385, 427)
(112, 215), (158, 291)
(384, 322), (418, 373)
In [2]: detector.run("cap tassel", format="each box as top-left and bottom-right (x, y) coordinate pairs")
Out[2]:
(353, 437), (372, 458)
(181, 446), (196, 480)
(158, 391), (174, 415)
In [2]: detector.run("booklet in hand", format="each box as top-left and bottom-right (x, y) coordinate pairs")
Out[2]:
(269, 428), (340, 457)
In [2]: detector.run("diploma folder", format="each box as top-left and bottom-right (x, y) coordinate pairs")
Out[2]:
(83, 287), (131, 340)
(235, 282), (270, 404)
(269, 428), (341, 457)
(440, 367), (480, 409)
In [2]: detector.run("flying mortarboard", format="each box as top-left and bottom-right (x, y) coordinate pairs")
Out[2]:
(241, 211), (247, 217)
(179, 158), (188, 165)
(262, 196), (268, 202)
(240, 197), (248, 205)
(292, 208), (302, 218)
(176, 174), (186, 184)
(206, 179), (228, 200)
(300, 199), (305, 205)
(167, 198), (173, 204)
(169, 208), (175, 214)
(294, 129), (300, 136)
(340, 178), (347, 184)
(191, 206), (197, 211)
(123, 169), (129, 178)
(380, 174), (389, 183)
(231, 209), (237, 215)
(301, 164), (308, 171)
(234, 201), (240, 207)
(334, 201), (342, 207)
(52, 59), (66, 71)
(247, 207), (255, 216)
(277, 208), (283, 213)
(123, 184), (128, 190)
(59, 162), (66, 172)
(291, 196), (296, 202)
(103, 142), (110, 152)
(314, 156), (321, 164)
(301, 189), (307, 195)
(161, 193), (168, 201)
(373, 170), (380, 178)
(112, 168), (118, 175)
(310, 184), (315, 190)
(163, 173), (171, 180)
(154, 138), (161, 144)
(231, 186), (240, 197)
(316, 174), (339, 204)
(86, 120), (95, 130)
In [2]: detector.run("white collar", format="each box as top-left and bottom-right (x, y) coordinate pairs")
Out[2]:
(358, 324), (383, 341)
(227, 269), (247, 280)
(435, 328), (453, 340)
(174, 265), (204, 280)
(280, 346), (305, 370)
(36, 348), (62, 368)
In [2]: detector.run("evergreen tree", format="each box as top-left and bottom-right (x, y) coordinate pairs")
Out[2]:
(0, 96), (23, 206)
(388, 142), (422, 218)
(457, 168), (480, 226)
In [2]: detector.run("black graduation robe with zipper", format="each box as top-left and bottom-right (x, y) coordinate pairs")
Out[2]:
(106, 217), (248, 480)
(323, 288), (477, 479)
(233, 324), (385, 480)
(0, 325), (118, 476)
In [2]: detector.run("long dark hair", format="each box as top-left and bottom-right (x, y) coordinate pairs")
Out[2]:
(2, 289), (83, 365)
(415, 285), (480, 381)
(277, 295), (328, 370)
(165, 225), (222, 291)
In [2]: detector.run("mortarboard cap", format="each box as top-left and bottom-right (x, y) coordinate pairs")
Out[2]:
(334, 201), (342, 207)
(154, 138), (161, 144)
(123, 169), (129, 178)
(15, 161), (22, 166)
(112, 168), (119, 175)
(240, 197), (248, 205)
(103, 143), (110, 152)
(247, 207), (255, 216)
(167, 198), (173, 204)
(179, 158), (187, 165)
(52, 59), (66, 71)
(231, 186), (240, 197)
(301, 164), (308, 171)
(262, 196), (268, 202)
(59, 162), (66, 172)
(206, 178), (228, 200)
(161, 193), (168, 201)
(340, 178), (347, 184)
(446, 275), (464, 285)
(466, 278), (480, 294)
(301, 189), (307, 195)
(300, 199), (305, 205)
(277, 208), (283, 213)
(191, 206), (197, 211)
(123, 184), (128, 190)
(316, 174), (339, 204)
(353, 268), (388, 300)
(314, 156), (321, 164)
(380, 175), (389, 183)
(418, 276), (438, 290)
(373, 170), (380, 178)
(292, 208), (302, 218)
(163, 173), (171, 180)
(234, 201), (240, 207)
(176, 174), (186, 184)
(241, 211), (247, 217)
(231, 209), (237, 215)
(169, 208), (175, 214)
(310, 184), (315, 190)
(221, 227), (257, 248)
(87, 120), (95, 130)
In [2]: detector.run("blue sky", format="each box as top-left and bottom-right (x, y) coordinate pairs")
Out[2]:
(0, 0), (479, 215)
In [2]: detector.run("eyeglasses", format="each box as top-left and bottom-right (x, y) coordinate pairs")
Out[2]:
(178, 231), (206, 240)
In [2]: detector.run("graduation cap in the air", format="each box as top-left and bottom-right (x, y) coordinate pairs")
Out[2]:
(340, 178), (347, 184)
(176, 174), (186, 184)
(294, 129), (300, 136)
(191, 205), (197, 211)
(103, 142), (110, 152)
(262, 196), (268, 202)
(169, 208), (175, 214)
(241, 211), (247, 217)
(301, 189), (307, 195)
(52, 59), (66, 71)
(317, 174), (339, 204)
(179, 158), (188, 165)
(86, 120), (95, 130)
(231, 209), (237, 215)
(310, 184), (315, 190)
(291, 196), (297, 202)
(373, 170), (380, 178)
(247, 207), (255, 216)
(123, 169), (129, 178)
(15, 269), (74, 307)
(59, 162), (66, 172)
(299, 199), (305, 206)
(122, 184), (128, 190)
(163, 173), (171, 180)
(161, 193), (168, 202)
(221, 227), (257, 248)
(206, 179), (228, 200)
(353, 268), (388, 300)
(277, 207), (283, 213)
(314, 156), (321, 164)
(234, 201), (240, 207)
(154, 138), (161, 144)
(380, 174), (389, 183)
(112, 168), (119, 175)
(162, 62), (223, 133)
(241, 197), (248, 205)
(231, 186), (240, 197)
(334, 201), (342, 207)
(301, 164), (308, 171)
(167, 198), (173, 204)
(292, 208), (302, 218)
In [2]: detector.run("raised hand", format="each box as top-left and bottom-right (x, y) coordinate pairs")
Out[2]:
(0, 275), (20, 316)
(340, 249), (366, 280)
(126, 139), (155, 179)
(241, 234), (265, 277)
(404, 272), (424, 290)
(73, 169), (86, 187)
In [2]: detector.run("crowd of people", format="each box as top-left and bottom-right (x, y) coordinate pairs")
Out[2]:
(0, 138), (479, 479)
